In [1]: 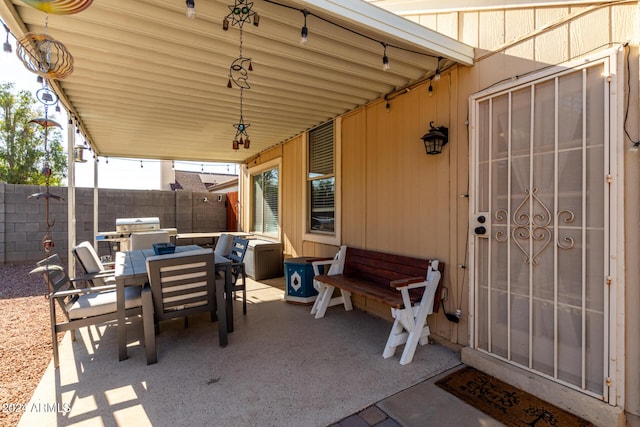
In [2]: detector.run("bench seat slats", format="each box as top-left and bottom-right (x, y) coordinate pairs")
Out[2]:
(314, 274), (424, 309)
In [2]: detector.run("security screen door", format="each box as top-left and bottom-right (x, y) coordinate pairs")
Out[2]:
(470, 53), (618, 402)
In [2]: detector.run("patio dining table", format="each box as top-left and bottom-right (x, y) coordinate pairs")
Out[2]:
(114, 245), (234, 361)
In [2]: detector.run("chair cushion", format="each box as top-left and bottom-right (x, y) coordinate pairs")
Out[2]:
(68, 286), (142, 320)
(214, 234), (234, 257)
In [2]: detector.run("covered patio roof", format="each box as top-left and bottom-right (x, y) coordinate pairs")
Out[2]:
(0, 0), (473, 163)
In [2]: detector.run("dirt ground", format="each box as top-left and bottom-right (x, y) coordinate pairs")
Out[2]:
(0, 262), (58, 427)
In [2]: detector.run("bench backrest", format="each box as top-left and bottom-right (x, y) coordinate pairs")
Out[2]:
(343, 247), (429, 284)
(343, 246), (445, 311)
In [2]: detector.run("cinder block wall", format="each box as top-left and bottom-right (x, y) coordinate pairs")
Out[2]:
(0, 183), (227, 264)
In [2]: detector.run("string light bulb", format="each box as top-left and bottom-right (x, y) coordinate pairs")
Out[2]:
(300, 9), (309, 45)
(140, 160), (144, 168)
(428, 80), (433, 96)
(433, 57), (442, 81)
(381, 43), (390, 71)
(185, 0), (195, 19)
(3, 25), (11, 53)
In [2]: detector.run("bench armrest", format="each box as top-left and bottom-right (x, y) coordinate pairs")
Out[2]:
(389, 277), (426, 288)
(312, 258), (339, 275)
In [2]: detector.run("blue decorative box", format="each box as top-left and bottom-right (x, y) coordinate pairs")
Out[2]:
(153, 243), (176, 255)
(284, 257), (324, 304)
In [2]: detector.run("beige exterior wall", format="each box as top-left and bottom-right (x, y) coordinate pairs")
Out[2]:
(241, 1), (639, 422)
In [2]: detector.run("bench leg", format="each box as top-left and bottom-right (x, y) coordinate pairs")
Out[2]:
(383, 303), (432, 365)
(312, 285), (353, 319)
(313, 284), (335, 318)
(310, 280), (326, 316)
(341, 290), (353, 311)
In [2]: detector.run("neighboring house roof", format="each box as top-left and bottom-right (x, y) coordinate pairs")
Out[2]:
(171, 171), (238, 192)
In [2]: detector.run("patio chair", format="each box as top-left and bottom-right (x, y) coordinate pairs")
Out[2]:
(73, 241), (116, 287)
(228, 236), (249, 315)
(142, 248), (217, 364)
(30, 254), (148, 368)
(214, 233), (234, 257)
(130, 230), (170, 251)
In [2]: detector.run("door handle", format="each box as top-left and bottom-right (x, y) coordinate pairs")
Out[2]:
(474, 226), (487, 235)
(472, 213), (489, 238)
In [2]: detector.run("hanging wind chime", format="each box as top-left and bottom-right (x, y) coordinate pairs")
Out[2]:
(223, 0), (259, 150)
(15, 0), (89, 260)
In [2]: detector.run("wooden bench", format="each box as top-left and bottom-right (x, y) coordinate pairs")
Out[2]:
(311, 246), (444, 365)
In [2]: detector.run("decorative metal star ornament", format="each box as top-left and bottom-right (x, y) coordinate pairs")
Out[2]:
(233, 116), (250, 139)
(225, 0), (256, 29)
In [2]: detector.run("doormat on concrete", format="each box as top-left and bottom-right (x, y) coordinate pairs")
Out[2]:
(435, 366), (593, 426)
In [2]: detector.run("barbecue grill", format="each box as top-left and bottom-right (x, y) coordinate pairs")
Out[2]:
(97, 217), (177, 252)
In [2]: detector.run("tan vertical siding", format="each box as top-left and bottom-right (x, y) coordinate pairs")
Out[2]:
(241, 5), (639, 414)
(281, 136), (303, 257)
(341, 109), (367, 248)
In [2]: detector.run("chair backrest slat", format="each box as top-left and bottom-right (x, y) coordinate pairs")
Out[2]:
(229, 236), (249, 264)
(146, 248), (215, 319)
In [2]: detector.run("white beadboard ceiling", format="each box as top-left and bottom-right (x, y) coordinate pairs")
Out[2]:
(0, 0), (473, 163)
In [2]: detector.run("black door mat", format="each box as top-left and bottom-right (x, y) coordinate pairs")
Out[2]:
(435, 366), (594, 426)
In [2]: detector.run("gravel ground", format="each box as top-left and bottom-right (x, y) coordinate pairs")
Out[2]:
(0, 262), (60, 427)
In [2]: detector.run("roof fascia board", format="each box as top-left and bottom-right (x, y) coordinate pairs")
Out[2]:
(0, 0), (28, 36)
(299, 0), (474, 65)
(370, 0), (616, 15)
(0, 0), (95, 151)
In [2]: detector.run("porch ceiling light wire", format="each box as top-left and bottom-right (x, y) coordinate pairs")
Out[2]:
(262, 0), (442, 62)
(0, 18), (17, 49)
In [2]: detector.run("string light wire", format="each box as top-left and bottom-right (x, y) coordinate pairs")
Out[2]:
(263, 0), (442, 63)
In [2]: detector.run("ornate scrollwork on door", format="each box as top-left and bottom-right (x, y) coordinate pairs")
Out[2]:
(494, 188), (575, 265)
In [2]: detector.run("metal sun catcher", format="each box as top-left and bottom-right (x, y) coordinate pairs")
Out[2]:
(224, 0), (257, 150)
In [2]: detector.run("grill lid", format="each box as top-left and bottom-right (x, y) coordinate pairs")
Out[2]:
(115, 217), (160, 232)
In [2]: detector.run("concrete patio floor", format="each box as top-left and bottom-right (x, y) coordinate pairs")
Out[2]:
(19, 277), (502, 427)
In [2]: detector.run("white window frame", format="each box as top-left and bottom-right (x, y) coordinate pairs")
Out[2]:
(248, 158), (281, 241)
(303, 117), (341, 246)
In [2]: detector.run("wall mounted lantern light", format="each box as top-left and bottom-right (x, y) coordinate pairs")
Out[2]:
(421, 121), (448, 155)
